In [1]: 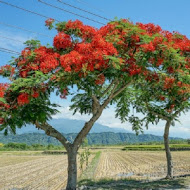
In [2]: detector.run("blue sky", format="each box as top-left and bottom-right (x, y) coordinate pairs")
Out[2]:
(0, 0), (190, 138)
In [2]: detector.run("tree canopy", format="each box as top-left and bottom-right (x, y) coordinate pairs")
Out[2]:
(0, 19), (189, 135)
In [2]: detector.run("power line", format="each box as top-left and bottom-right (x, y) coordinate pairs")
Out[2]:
(38, 0), (106, 25)
(0, 47), (20, 55)
(0, 35), (24, 44)
(0, 22), (52, 38)
(0, 0), (60, 22)
(57, 0), (111, 22)
(75, 0), (105, 13)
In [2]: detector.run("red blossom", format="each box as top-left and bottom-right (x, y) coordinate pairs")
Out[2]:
(45, 18), (55, 27)
(159, 96), (165, 101)
(53, 32), (72, 50)
(95, 74), (105, 85)
(0, 118), (4, 124)
(140, 42), (155, 52)
(60, 89), (68, 99)
(164, 77), (175, 89)
(32, 91), (39, 98)
(17, 93), (30, 105)
(0, 83), (9, 98)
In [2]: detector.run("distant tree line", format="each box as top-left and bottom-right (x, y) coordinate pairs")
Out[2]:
(0, 142), (64, 151)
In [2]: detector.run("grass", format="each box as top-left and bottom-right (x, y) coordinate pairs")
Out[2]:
(78, 176), (190, 189)
(0, 151), (45, 156)
(122, 144), (190, 151)
(79, 151), (101, 180)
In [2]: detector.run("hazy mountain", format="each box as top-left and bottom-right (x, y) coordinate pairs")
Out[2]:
(14, 118), (129, 134)
(0, 132), (183, 145)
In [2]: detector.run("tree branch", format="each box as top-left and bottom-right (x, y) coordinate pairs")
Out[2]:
(73, 106), (104, 150)
(173, 107), (184, 118)
(73, 79), (131, 150)
(35, 121), (70, 150)
(92, 95), (100, 115)
(145, 102), (169, 121)
(112, 82), (131, 99)
(101, 79), (119, 109)
(100, 79), (118, 98)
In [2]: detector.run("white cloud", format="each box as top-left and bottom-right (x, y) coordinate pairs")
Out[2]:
(0, 30), (33, 50)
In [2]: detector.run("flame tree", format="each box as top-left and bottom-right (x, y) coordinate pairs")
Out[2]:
(0, 19), (189, 189)
(131, 72), (189, 178)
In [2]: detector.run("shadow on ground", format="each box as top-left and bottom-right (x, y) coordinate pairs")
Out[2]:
(78, 176), (190, 190)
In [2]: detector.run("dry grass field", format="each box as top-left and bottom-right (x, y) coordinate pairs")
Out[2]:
(0, 151), (94, 190)
(0, 149), (190, 189)
(94, 150), (190, 180)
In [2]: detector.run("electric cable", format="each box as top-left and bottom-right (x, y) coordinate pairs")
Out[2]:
(0, 47), (20, 55)
(38, 0), (106, 25)
(0, 1), (60, 22)
(57, 0), (111, 22)
(0, 35), (25, 43)
(0, 22), (52, 38)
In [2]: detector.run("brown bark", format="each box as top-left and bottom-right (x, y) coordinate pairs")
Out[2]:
(164, 120), (173, 178)
(66, 146), (78, 190)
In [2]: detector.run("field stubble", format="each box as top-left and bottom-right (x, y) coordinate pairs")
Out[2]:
(0, 150), (190, 189)
(94, 150), (190, 180)
(0, 152), (94, 190)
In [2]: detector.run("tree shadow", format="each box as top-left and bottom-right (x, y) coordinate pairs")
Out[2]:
(78, 176), (190, 189)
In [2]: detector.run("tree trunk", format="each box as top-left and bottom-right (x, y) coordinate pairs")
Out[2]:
(164, 120), (173, 178)
(66, 146), (77, 190)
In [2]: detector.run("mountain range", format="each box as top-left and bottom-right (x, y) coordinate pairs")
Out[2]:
(0, 132), (182, 145)
(0, 118), (183, 145)
(15, 118), (129, 134)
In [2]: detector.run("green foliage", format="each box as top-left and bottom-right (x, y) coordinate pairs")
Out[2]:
(82, 138), (88, 148)
(24, 40), (41, 50)
(0, 142), (64, 151)
(122, 144), (190, 151)
(79, 148), (91, 171)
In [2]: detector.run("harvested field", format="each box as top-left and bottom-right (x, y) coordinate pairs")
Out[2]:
(94, 150), (190, 180)
(1, 150), (190, 189)
(0, 152), (94, 190)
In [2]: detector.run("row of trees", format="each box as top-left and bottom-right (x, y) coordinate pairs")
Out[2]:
(0, 142), (64, 150)
(0, 19), (189, 189)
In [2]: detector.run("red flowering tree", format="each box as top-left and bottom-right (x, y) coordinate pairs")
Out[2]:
(131, 74), (189, 178)
(0, 19), (190, 189)
(129, 30), (190, 178)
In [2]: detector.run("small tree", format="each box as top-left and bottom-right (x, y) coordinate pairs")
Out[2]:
(0, 19), (189, 189)
(132, 68), (189, 178)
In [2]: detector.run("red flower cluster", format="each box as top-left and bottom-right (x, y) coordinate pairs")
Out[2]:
(59, 33), (118, 73)
(45, 18), (55, 27)
(17, 93), (30, 105)
(0, 65), (15, 76)
(17, 46), (60, 77)
(140, 42), (155, 52)
(60, 51), (82, 72)
(60, 89), (68, 99)
(53, 32), (72, 50)
(65, 20), (97, 40)
(0, 83), (10, 125)
(0, 83), (9, 98)
(137, 23), (162, 35)
(95, 74), (105, 85)
(164, 77), (175, 89)
(32, 91), (39, 98)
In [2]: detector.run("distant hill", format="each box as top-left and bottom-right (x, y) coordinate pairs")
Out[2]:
(0, 132), (182, 145)
(13, 118), (129, 134)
